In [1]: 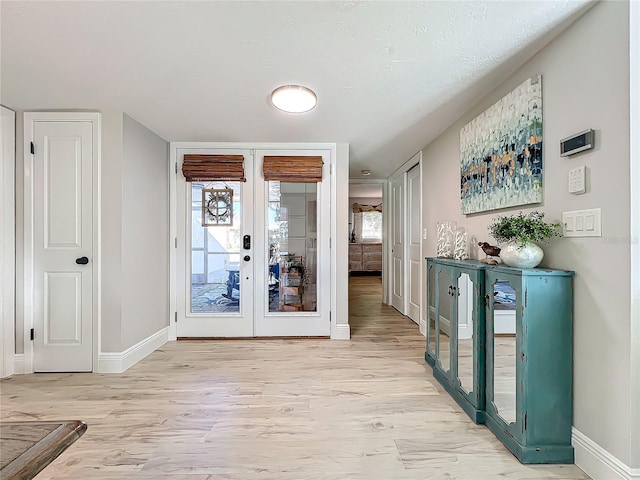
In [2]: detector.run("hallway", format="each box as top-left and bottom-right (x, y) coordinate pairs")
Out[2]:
(0, 276), (589, 479)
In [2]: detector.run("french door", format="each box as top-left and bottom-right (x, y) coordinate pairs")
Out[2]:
(176, 147), (331, 337)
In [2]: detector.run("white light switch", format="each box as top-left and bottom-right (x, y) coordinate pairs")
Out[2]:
(423, 228), (427, 240)
(565, 217), (574, 231)
(562, 208), (601, 237)
(585, 215), (595, 231)
(568, 165), (586, 194)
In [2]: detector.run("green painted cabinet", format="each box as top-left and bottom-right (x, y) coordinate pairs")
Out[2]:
(425, 258), (574, 464)
(484, 265), (574, 464)
(425, 258), (486, 423)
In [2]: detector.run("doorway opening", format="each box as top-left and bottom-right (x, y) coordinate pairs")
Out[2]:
(348, 181), (385, 329)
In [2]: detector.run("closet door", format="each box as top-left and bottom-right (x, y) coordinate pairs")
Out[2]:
(390, 173), (405, 313)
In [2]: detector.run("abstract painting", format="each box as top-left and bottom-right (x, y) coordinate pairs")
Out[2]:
(460, 75), (542, 214)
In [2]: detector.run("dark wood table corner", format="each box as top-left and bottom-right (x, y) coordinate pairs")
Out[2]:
(0, 420), (87, 480)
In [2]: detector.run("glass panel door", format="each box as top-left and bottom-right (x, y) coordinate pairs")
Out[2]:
(176, 148), (254, 337)
(253, 150), (330, 337)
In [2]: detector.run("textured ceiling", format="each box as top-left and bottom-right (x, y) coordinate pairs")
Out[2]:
(1, 1), (593, 178)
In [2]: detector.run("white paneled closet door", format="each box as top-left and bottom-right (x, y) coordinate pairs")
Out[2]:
(26, 114), (98, 372)
(390, 174), (405, 314)
(406, 165), (421, 324)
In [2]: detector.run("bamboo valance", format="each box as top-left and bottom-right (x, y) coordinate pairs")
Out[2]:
(182, 154), (246, 182)
(263, 156), (323, 182)
(353, 203), (382, 213)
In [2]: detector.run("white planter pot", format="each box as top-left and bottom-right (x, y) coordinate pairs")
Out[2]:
(499, 241), (544, 269)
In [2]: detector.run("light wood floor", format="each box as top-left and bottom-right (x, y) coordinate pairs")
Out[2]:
(0, 276), (589, 479)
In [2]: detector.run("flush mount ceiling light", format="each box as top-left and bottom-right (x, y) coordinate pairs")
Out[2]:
(361, 169), (372, 176)
(271, 85), (317, 113)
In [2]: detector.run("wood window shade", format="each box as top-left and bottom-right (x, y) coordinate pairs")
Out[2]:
(352, 203), (383, 213)
(182, 154), (246, 182)
(263, 156), (323, 182)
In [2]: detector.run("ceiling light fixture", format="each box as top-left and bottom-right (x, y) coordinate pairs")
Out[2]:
(361, 169), (372, 176)
(271, 85), (317, 113)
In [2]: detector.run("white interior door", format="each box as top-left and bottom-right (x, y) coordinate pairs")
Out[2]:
(406, 165), (421, 324)
(176, 147), (331, 338)
(390, 174), (405, 313)
(29, 117), (95, 372)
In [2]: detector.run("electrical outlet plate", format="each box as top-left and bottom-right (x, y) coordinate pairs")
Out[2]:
(562, 208), (601, 237)
(568, 165), (586, 194)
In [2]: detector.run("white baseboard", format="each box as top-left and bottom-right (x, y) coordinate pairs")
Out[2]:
(13, 354), (24, 374)
(97, 327), (169, 374)
(494, 310), (516, 335)
(332, 323), (350, 340)
(419, 319), (426, 337)
(573, 427), (640, 480)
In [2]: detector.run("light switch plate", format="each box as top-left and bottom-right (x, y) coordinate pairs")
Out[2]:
(568, 165), (586, 194)
(562, 208), (601, 237)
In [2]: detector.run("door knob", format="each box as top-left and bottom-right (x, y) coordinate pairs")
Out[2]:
(75, 256), (89, 265)
(243, 255), (251, 262)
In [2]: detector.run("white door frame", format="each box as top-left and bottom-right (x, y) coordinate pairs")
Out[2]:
(348, 178), (387, 302)
(1, 106), (16, 378)
(22, 112), (101, 373)
(387, 153), (423, 327)
(169, 142), (344, 340)
(629, 0), (640, 464)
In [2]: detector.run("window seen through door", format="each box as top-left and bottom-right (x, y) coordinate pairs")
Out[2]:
(361, 211), (382, 241)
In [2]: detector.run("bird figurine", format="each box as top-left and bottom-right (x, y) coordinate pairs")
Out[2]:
(478, 242), (501, 264)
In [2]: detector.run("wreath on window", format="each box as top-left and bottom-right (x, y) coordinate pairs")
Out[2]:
(202, 188), (233, 226)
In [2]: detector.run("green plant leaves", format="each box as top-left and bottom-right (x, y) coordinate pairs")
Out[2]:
(488, 211), (563, 246)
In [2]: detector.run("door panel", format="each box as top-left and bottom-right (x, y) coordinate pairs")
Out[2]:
(33, 120), (93, 372)
(253, 150), (330, 337)
(407, 165), (421, 323)
(44, 273), (82, 343)
(391, 175), (404, 312)
(177, 149), (254, 337)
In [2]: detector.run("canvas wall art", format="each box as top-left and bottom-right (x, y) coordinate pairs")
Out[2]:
(460, 75), (543, 215)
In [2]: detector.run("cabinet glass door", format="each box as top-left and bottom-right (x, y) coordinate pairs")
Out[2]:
(487, 273), (520, 426)
(455, 272), (474, 394)
(436, 266), (453, 375)
(426, 261), (437, 361)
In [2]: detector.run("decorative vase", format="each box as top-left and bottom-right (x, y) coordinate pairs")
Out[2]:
(436, 221), (457, 258)
(453, 227), (469, 260)
(499, 240), (544, 269)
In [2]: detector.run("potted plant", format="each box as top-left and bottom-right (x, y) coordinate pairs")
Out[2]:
(488, 211), (563, 268)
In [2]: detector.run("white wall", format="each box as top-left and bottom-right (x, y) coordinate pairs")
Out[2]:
(121, 114), (169, 350)
(421, 1), (633, 472)
(333, 143), (350, 339)
(100, 111), (125, 352)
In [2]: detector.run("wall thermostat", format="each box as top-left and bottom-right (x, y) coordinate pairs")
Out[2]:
(560, 129), (594, 157)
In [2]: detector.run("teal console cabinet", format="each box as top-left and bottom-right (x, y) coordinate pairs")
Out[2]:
(425, 259), (574, 464)
(484, 265), (575, 464)
(425, 258), (486, 423)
